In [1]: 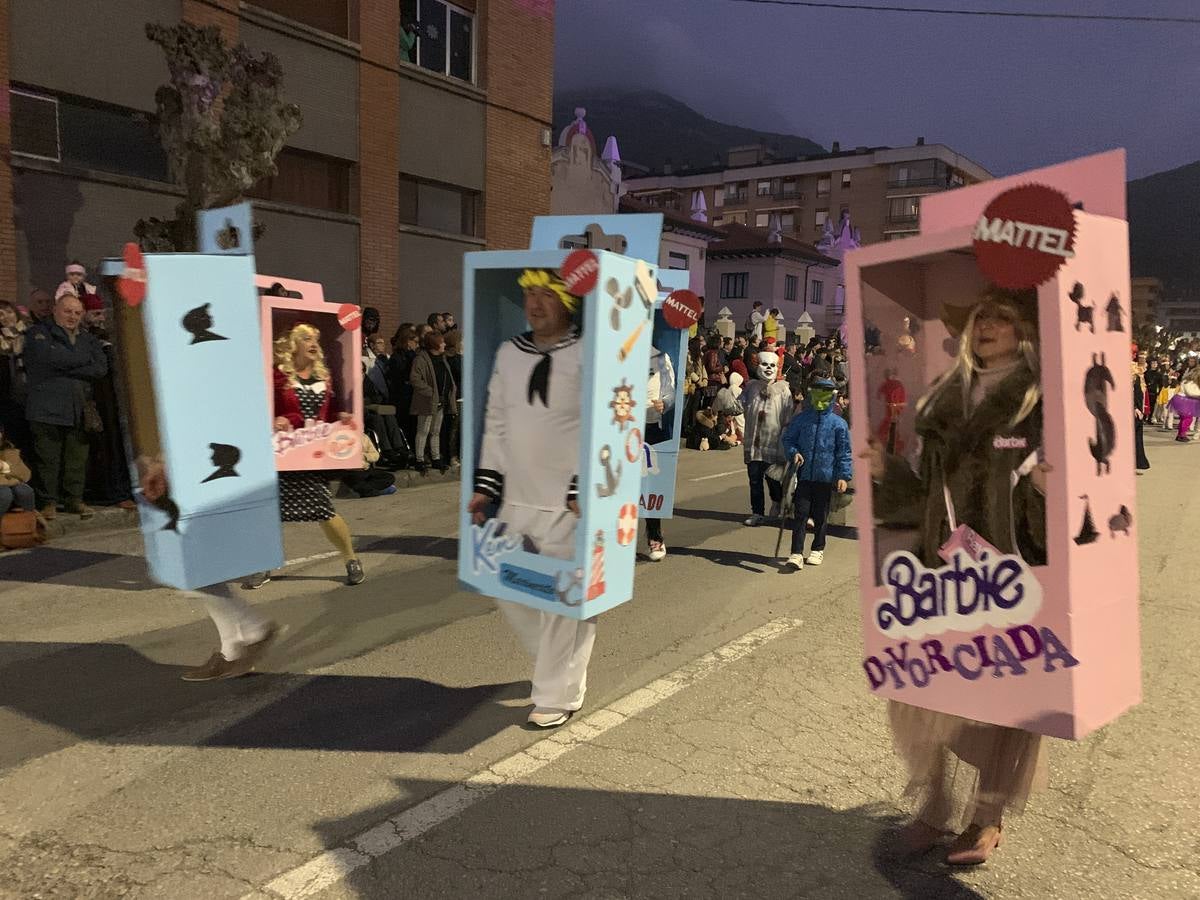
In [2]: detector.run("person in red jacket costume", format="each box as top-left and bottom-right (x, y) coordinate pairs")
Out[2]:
(244, 323), (365, 588)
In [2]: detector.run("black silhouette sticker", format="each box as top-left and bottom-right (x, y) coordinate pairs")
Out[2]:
(1108, 504), (1133, 537)
(1106, 294), (1125, 332)
(182, 303), (228, 344)
(1084, 352), (1116, 475)
(1074, 495), (1100, 545)
(1069, 282), (1094, 334)
(201, 443), (241, 483)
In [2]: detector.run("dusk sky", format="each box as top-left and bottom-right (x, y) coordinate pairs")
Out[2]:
(555, 0), (1200, 179)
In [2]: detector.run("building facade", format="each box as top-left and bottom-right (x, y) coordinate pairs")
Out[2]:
(704, 223), (839, 337)
(1, 0), (555, 331)
(624, 141), (991, 247)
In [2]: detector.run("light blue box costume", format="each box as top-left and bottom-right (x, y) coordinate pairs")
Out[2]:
(106, 203), (284, 590)
(459, 220), (660, 619)
(640, 268), (689, 519)
(527, 215), (689, 519)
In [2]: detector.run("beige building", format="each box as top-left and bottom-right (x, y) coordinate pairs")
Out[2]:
(704, 224), (839, 337)
(625, 140), (991, 246)
(550, 108), (722, 299)
(550, 107), (622, 217)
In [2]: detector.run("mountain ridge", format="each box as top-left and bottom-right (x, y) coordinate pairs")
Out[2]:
(552, 87), (825, 172)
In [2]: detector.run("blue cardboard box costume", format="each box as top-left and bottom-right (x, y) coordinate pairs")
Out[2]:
(640, 269), (690, 519)
(104, 205), (283, 591)
(458, 245), (654, 619)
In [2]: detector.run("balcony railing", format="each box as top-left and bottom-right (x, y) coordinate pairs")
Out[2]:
(886, 214), (920, 226)
(887, 177), (946, 190)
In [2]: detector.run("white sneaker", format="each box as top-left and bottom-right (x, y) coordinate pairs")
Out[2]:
(648, 540), (667, 561)
(807, 550), (824, 566)
(527, 707), (572, 728)
(768, 502), (781, 518)
(782, 553), (804, 572)
(744, 514), (765, 526)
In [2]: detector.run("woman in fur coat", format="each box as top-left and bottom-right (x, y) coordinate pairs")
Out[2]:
(864, 288), (1049, 866)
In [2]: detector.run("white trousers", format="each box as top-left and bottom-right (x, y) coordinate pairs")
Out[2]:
(185, 582), (271, 661)
(499, 601), (597, 710)
(497, 500), (597, 711)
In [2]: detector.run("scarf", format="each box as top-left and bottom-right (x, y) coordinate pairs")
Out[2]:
(512, 328), (581, 407)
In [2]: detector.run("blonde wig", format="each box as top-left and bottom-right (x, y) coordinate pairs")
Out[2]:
(519, 268), (579, 312)
(917, 288), (1041, 428)
(274, 323), (330, 384)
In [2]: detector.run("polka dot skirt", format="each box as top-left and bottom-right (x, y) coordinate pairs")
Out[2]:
(279, 381), (336, 523)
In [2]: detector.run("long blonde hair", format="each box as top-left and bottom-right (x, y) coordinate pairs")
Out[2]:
(274, 323), (330, 384)
(917, 289), (1041, 428)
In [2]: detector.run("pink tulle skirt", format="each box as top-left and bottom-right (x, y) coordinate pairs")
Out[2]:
(888, 700), (1048, 833)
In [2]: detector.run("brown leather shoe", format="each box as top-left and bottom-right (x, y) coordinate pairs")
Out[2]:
(181, 652), (243, 682)
(40, 504), (57, 521)
(180, 623), (279, 682)
(64, 503), (94, 519)
(945, 822), (1002, 866)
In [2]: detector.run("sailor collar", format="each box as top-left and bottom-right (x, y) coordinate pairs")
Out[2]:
(511, 328), (580, 356)
(511, 328), (580, 407)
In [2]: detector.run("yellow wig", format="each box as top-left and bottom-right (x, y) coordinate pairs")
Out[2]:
(274, 323), (330, 384)
(519, 268), (579, 312)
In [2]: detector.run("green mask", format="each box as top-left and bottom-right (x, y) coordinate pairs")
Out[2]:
(808, 388), (835, 411)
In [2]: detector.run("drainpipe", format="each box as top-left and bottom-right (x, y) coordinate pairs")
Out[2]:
(801, 261), (816, 312)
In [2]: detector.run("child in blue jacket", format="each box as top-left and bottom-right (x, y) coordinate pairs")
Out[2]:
(779, 377), (852, 571)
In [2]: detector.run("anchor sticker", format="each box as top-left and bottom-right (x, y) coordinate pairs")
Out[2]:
(595, 444), (622, 498)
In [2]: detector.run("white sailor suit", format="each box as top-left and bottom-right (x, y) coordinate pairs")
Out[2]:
(474, 329), (597, 712)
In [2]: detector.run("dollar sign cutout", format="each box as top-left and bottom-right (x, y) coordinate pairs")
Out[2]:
(1084, 352), (1116, 475)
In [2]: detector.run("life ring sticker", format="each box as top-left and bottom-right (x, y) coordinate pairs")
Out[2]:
(625, 428), (643, 464)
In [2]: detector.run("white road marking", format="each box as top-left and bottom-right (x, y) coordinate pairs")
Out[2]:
(254, 616), (802, 900)
(688, 469), (743, 482)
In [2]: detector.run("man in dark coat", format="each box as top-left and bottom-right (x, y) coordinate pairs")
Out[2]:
(23, 293), (107, 519)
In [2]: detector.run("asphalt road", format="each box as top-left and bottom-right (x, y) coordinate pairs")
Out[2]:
(0, 431), (1196, 900)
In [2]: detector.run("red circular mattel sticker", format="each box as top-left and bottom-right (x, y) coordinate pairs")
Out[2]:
(118, 242), (147, 307)
(337, 304), (363, 331)
(662, 289), (702, 329)
(972, 184), (1077, 290)
(561, 249), (600, 296)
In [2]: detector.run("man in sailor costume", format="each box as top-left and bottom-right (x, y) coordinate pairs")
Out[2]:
(467, 269), (596, 728)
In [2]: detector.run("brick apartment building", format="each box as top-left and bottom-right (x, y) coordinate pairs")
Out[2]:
(624, 140), (991, 247)
(0, 0), (555, 328)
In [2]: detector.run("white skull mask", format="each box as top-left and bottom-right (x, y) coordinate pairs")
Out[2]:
(757, 353), (778, 382)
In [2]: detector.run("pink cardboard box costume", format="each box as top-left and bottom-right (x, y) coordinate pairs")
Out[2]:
(256, 275), (363, 473)
(846, 158), (1141, 742)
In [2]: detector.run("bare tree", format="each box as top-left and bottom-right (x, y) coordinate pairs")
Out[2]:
(135, 22), (302, 252)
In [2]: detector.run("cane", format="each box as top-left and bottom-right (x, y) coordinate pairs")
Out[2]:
(774, 458), (800, 559)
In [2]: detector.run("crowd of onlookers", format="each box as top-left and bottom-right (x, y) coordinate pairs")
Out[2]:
(345, 308), (465, 498)
(681, 324), (851, 452)
(0, 260), (854, 536)
(1, 264), (132, 534)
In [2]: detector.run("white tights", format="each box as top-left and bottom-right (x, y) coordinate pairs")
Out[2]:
(186, 582), (272, 661)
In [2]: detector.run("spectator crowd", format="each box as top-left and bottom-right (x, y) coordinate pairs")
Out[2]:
(0, 267), (865, 541)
